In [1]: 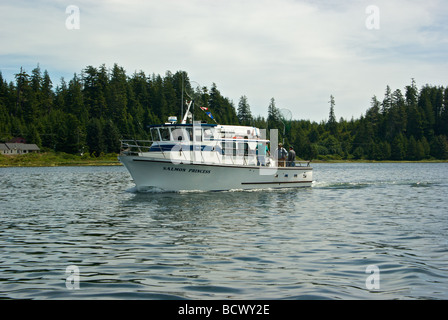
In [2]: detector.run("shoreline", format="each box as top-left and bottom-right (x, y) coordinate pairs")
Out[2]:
(0, 152), (122, 168)
(1, 152), (447, 168)
(0, 162), (123, 168)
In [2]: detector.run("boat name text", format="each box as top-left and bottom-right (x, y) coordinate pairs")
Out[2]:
(163, 166), (211, 174)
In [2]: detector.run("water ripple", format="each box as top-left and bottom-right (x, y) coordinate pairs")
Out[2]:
(0, 164), (447, 299)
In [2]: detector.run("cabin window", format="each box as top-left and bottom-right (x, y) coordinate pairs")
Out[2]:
(185, 128), (193, 142)
(171, 128), (187, 142)
(194, 128), (202, 142)
(159, 128), (171, 141)
(221, 130), (234, 139)
(150, 128), (160, 141)
(203, 129), (214, 141)
(221, 141), (232, 156)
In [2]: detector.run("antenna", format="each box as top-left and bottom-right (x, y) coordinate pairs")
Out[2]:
(181, 80), (196, 124)
(181, 73), (184, 121)
(182, 100), (193, 124)
(278, 108), (292, 145)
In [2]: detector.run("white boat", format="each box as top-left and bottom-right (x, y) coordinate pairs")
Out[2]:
(118, 101), (313, 192)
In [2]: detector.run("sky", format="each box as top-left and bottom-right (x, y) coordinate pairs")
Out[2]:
(1, 0), (447, 122)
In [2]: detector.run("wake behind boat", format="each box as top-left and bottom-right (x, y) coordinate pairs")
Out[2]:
(119, 100), (313, 192)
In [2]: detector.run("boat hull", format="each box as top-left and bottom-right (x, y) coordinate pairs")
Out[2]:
(119, 155), (313, 192)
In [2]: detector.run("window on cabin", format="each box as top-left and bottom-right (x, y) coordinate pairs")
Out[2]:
(221, 130), (234, 139)
(171, 128), (187, 142)
(150, 128), (160, 141)
(221, 141), (230, 156)
(185, 128), (193, 142)
(203, 129), (214, 141)
(159, 128), (171, 141)
(194, 128), (202, 142)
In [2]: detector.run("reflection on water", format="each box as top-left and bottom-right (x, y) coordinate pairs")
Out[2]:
(0, 163), (447, 299)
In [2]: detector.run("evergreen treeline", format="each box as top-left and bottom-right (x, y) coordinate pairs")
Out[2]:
(1, 64), (447, 160)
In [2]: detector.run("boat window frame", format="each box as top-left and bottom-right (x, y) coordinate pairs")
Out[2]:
(185, 127), (193, 142)
(203, 128), (215, 141)
(150, 128), (161, 141)
(171, 127), (190, 142)
(193, 127), (202, 142)
(159, 127), (172, 141)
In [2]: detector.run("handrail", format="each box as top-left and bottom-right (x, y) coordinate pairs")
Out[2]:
(120, 139), (311, 167)
(122, 138), (270, 144)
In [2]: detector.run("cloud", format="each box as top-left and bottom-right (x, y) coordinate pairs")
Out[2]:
(1, 0), (447, 121)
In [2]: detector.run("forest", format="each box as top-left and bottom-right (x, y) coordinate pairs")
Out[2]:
(1, 63), (447, 161)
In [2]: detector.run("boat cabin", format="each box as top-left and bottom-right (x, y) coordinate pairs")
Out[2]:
(148, 123), (261, 143)
(123, 122), (269, 166)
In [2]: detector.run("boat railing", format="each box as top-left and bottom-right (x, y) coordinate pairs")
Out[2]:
(284, 161), (312, 167)
(120, 139), (311, 167)
(120, 139), (153, 155)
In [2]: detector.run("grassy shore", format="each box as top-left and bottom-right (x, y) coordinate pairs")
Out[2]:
(1, 152), (446, 168)
(0, 152), (121, 167)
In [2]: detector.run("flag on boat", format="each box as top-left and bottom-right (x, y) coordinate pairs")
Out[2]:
(206, 112), (214, 119)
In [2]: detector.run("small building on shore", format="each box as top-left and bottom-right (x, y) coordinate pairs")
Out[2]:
(0, 143), (40, 155)
(0, 144), (9, 155)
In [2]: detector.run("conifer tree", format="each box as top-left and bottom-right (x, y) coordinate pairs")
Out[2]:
(327, 95), (337, 136)
(237, 95), (253, 126)
(267, 97), (280, 130)
(2, 64), (448, 161)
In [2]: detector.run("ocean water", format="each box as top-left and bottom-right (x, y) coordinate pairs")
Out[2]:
(0, 162), (447, 300)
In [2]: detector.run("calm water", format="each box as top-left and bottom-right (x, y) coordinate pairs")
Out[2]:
(0, 163), (447, 300)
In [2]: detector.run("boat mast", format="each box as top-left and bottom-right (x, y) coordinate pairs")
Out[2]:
(181, 73), (184, 122)
(181, 100), (193, 124)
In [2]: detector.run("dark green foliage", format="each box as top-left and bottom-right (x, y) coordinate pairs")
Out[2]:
(0, 66), (447, 160)
(237, 95), (253, 126)
(266, 79), (447, 161)
(0, 65), (241, 156)
(103, 120), (121, 154)
(86, 118), (104, 157)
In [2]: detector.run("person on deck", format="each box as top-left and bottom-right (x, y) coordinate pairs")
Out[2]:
(257, 142), (270, 166)
(287, 146), (296, 167)
(276, 143), (287, 167)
